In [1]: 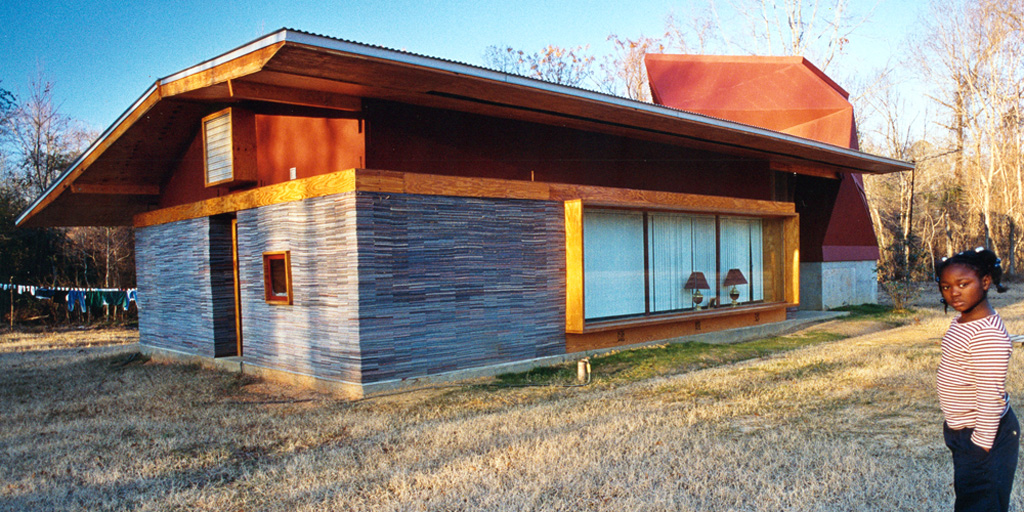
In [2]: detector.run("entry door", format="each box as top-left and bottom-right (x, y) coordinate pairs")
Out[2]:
(231, 218), (243, 356)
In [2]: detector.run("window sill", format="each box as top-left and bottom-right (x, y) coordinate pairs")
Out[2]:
(574, 302), (791, 334)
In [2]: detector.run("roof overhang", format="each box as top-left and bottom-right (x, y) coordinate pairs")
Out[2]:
(17, 28), (913, 228)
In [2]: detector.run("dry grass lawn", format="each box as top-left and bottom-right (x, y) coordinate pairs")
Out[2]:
(5, 289), (1024, 510)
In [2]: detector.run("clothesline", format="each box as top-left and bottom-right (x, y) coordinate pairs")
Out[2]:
(2, 283), (139, 312)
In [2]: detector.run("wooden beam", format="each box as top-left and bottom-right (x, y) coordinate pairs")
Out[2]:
(564, 200), (584, 334)
(565, 304), (787, 353)
(16, 87), (164, 228)
(134, 169), (357, 227)
(134, 168), (796, 227)
(159, 43), (284, 98)
(784, 215), (800, 305)
(769, 161), (839, 180)
(228, 80), (362, 111)
(71, 183), (161, 195)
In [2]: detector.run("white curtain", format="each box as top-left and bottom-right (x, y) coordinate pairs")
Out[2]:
(647, 213), (717, 312)
(720, 218), (763, 303)
(583, 209), (646, 319)
(692, 216), (717, 303)
(648, 213), (690, 312)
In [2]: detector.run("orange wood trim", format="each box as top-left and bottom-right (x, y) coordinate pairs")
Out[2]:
(564, 200), (584, 334)
(231, 218), (243, 355)
(228, 79), (362, 111)
(404, 172), (552, 200)
(134, 169), (357, 227)
(784, 215), (800, 305)
(565, 304), (787, 353)
(549, 183), (795, 216)
(159, 42), (284, 99)
(262, 250), (293, 305)
(134, 169), (795, 227)
(762, 218), (785, 303)
(70, 183), (160, 195)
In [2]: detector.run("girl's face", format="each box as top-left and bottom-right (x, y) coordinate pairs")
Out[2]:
(938, 263), (993, 322)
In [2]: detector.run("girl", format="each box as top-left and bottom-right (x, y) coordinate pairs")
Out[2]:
(936, 247), (1018, 512)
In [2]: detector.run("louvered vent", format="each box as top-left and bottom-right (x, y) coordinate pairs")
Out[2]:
(204, 111), (233, 185)
(201, 107), (255, 188)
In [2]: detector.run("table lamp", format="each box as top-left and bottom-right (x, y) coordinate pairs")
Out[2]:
(724, 268), (747, 306)
(684, 271), (711, 310)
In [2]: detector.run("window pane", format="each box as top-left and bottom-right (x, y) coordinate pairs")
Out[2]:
(648, 213), (716, 311)
(584, 210), (645, 319)
(692, 216), (717, 304)
(269, 258), (287, 295)
(648, 213), (690, 312)
(720, 217), (763, 303)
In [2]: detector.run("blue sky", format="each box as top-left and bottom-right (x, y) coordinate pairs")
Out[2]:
(1, 0), (925, 133)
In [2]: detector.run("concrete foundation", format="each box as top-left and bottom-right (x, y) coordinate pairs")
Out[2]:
(800, 260), (878, 310)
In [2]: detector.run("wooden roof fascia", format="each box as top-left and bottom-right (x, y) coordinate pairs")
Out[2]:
(18, 29), (913, 228)
(15, 85), (164, 227)
(265, 35), (911, 175)
(159, 42), (285, 98)
(16, 41), (286, 228)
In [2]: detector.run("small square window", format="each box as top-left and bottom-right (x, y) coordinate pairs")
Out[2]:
(262, 251), (293, 305)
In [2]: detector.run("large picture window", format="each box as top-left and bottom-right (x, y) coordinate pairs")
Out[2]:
(582, 208), (774, 321)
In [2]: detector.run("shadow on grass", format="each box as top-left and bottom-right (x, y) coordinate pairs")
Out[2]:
(490, 330), (848, 389)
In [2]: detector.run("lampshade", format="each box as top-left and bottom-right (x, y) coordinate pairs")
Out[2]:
(723, 268), (748, 286)
(684, 271), (710, 290)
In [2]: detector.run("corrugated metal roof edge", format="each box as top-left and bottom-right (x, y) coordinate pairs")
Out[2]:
(16, 28), (912, 227)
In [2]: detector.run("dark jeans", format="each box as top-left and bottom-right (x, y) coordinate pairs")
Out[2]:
(944, 407), (1020, 512)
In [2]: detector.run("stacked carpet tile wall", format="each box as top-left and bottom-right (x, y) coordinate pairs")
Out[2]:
(137, 216), (236, 357)
(139, 190), (566, 387)
(236, 191), (566, 385)
(237, 193), (363, 383)
(355, 192), (566, 383)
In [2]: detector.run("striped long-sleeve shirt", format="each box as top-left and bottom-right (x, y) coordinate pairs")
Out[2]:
(937, 313), (1012, 450)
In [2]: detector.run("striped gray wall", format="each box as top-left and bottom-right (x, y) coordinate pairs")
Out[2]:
(136, 216), (237, 357)
(139, 190), (566, 387)
(355, 192), (566, 383)
(236, 193), (363, 383)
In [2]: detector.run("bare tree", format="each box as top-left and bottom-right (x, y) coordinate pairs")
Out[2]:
(602, 34), (666, 101)
(702, 0), (875, 71)
(484, 44), (598, 88)
(3, 76), (93, 198)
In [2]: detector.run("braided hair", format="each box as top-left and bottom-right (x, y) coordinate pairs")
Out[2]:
(935, 247), (1008, 312)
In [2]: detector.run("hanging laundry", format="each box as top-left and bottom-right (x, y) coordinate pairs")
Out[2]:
(66, 290), (89, 313)
(101, 291), (129, 311)
(127, 289), (138, 310)
(33, 289), (55, 300)
(86, 291), (105, 309)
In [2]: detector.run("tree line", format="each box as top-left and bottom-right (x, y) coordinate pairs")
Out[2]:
(860, 0), (1023, 292)
(0, 79), (135, 325)
(3, 0), (1018, 324)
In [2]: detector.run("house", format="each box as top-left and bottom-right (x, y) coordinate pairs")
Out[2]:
(17, 29), (912, 397)
(645, 54), (884, 309)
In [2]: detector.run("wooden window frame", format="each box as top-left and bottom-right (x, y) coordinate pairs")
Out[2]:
(202, 107), (257, 188)
(565, 199), (798, 334)
(262, 251), (293, 305)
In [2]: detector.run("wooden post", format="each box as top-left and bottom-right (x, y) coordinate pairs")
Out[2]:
(8, 277), (13, 328)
